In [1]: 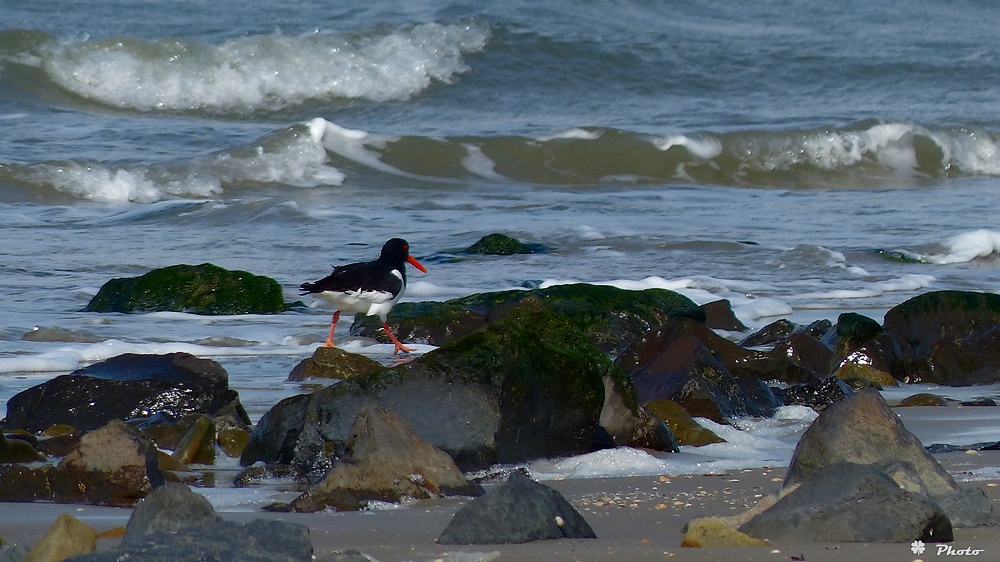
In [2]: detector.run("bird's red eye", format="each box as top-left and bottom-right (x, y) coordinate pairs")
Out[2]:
(403, 244), (409, 250)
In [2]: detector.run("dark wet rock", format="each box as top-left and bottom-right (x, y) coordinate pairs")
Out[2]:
(834, 362), (896, 388)
(797, 318), (834, 340)
(2, 352), (248, 434)
(84, 262), (288, 315)
(616, 318), (772, 423)
(71, 482), (313, 562)
(352, 283), (705, 355)
(767, 333), (833, 382)
(884, 290), (1000, 384)
(738, 319), (795, 347)
(0, 431), (43, 463)
(961, 398), (998, 406)
(898, 393), (948, 407)
(926, 442), (1000, 453)
(785, 389), (959, 499)
(0, 420), (164, 507)
(281, 407), (481, 512)
(25, 513), (97, 562)
(700, 299), (747, 332)
(937, 488), (1000, 528)
(740, 461), (953, 543)
(733, 377), (783, 417)
(832, 312), (884, 359)
(287, 347), (383, 382)
(438, 472), (596, 545)
(233, 462), (300, 487)
(643, 399), (724, 446)
(21, 326), (106, 343)
(464, 233), (549, 255)
(245, 298), (645, 474)
(770, 376), (854, 411)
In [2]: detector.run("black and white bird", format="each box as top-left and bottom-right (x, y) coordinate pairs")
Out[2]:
(300, 238), (427, 354)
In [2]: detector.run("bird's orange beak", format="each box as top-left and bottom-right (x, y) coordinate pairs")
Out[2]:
(407, 255), (428, 273)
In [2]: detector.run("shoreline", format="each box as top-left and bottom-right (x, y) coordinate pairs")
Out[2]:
(3, 452), (1000, 561)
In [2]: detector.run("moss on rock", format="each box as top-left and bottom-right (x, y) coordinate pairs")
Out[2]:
(84, 263), (287, 315)
(464, 233), (549, 255)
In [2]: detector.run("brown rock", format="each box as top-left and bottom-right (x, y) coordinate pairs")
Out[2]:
(171, 415), (216, 465)
(0, 432), (44, 463)
(218, 428), (250, 458)
(287, 347), (383, 382)
(700, 300), (747, 332)
(24, 513), (97, 562)
(682, 517), (768, 547)
(897, 393), (948, 407)
(834, 362), (897, 388)
(286, 407), (481, 512)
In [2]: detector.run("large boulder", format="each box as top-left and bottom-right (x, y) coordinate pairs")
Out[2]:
(740, 462), (953, 543)
(71, 483), (313, 562)
(351, 283), (705, 355)
(438, 473), (596, 545)
(884, 291), (1000, 384)
(84, 263), (288, 314)
(0, 419), (164, 506)
(2, 352), (249, 434)
(785, 388), (958, 497)
(282, 407), (481, 512)
(244, 298), (664, 474)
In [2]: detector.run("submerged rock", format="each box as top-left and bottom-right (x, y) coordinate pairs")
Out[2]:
(3, 352), (249, 434)
(463, 233), (549, 255)
(438, 473), (595, 544)
(282, 407), (481, 512)
(84, 263), (288, 315)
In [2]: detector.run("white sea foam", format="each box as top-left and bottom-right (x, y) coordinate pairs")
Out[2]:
(461, 144), (505, 180)
(18, 120), (343, 203)
(530, 406), (817, 480)
(36, 23), (489, 113)
(793, 274), (936, 301)
(924, 229), (1000, 264)
(534, 128), (603, 142)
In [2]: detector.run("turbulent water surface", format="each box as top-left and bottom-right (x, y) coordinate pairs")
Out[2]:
(3, 0), (1000, 506)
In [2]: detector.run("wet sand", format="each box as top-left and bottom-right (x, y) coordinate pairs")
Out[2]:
(2, 451), (1000, 561)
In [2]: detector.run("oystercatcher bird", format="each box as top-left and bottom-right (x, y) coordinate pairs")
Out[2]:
(301, 238), (427, 354)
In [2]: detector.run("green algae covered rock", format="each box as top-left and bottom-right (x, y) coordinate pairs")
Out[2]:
(245, 297), (654, 473)
(84, 263), (287, 315)
(352, 283), (705, 355)
(464, 233), (549, 255)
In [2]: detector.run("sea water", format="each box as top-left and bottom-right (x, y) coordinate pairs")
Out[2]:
(4, 0), (1000, 510)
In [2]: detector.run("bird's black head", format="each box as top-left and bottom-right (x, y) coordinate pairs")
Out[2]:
(380, 238), (428, 273)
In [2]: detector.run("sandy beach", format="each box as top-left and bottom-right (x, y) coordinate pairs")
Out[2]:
(2, 450), (998, 561)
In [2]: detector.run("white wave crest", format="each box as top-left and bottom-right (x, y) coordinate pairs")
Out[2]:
(926, 229), (1000, 264)
(36, 23), (489, 113)
(654, 134), (723, 160)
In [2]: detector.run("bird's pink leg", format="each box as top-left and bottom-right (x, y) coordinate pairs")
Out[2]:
(323, 311), (341, 348)
(382, 321), (415, 355)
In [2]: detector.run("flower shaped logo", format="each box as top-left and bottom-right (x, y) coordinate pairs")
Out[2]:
(911, 540), (926, 555)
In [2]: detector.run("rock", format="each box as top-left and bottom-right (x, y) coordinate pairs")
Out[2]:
(217, 428), (250, 458)
(770, 376), (854, 411)
(352, 283), (705, 355)
(23, 513), (96, 562)
(71, 483), (312, 562)
(596, 375), (678, 453)
(315, 551), (381, 562)
(643, 400), (724, 446)
(463, 233), (548, 255)
(739, 319), (795, 347)
(936, 488), (1000, 528)
(2, 352), (248, 434)
(700, 300), (747, 332)
(740, 462), (953, 543)
(283, 407), (481, 512)
(898, 393), (948, 407)
(784, 389), (959, 498)
(766, 333), (834, 382)
(681, 517), (768, 547)
(438, 473), (596, 544)
(0, 432), (43, 463)
(834, 362), (897, 388)
(83, 263), (288, 315)
(615, 319), (770, 423)
(244, 298), (647, 474)
(54, 419), (165, 506)
(170, 415), (215, 465)
(884, 290), (1000, 384)
(287, 347), (383, 382)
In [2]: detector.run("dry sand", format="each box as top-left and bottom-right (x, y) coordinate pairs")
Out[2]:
(2, 452), (1000, 561)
